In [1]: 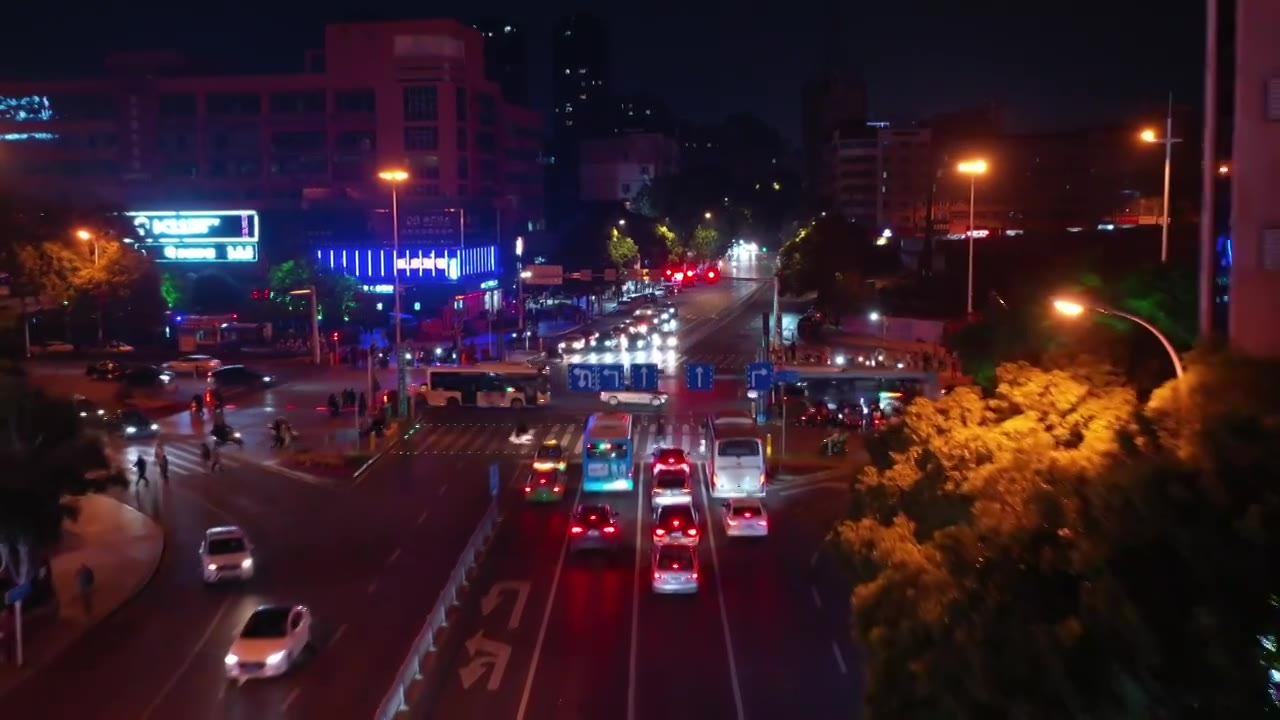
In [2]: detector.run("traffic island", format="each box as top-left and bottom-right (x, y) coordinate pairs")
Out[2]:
(281, 448), (375, 480)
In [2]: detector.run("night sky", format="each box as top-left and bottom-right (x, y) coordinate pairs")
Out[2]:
(4, 1), (1207, 142)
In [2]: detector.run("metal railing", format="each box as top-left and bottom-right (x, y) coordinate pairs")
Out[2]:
(373, 498), (501, 720)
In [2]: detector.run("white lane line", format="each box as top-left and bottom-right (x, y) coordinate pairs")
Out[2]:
(700, 461), (746, 720)
(810, 585), (823, 609)
(282, 687), (302, 710)
(384, 548), (402, 567)
(626, 462), (644, 720)
(332, 623), (348, 645)
(416, 509), (430, 526)
(515, 470), (585, 720)
(831, 641), (848, 675)
(141, 599), (232, 719)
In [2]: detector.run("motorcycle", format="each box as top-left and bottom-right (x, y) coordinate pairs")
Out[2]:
(508, 429), (535, 445)
(213, 426), (244, 448)
(819, 434), (848, 456)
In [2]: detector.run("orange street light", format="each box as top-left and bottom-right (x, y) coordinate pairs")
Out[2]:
(1051, 297), (1183, 379)
(1140, 129), (1159, 143)
(75, 229), (94, 241)
(956, 159), (988, 315)
(956, 160), (988, 175)
(1217, 163), (1230, 176)
(377, 169), (409, 183)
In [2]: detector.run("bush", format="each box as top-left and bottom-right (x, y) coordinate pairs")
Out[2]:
(289, 449), (371, 469)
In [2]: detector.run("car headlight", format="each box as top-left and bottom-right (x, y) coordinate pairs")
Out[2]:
(149, 424), (159, 431)
(225, 654), (239, 665)
(666, 336), (677, 348)
(262, 376), (273, 382)
(266, 650), (286, 665)
(125, 426), (137, 434)
(207, 563), (218, 571)
(241, 558), (253, 569)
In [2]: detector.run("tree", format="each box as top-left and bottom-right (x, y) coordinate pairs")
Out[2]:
(777, 215), (896, 324)
(656, 224), (683, 264)
(266, 259), (359, 328)
(0, 371), (123, 591)
(607, 227), (639, 270)
(689, 223), (720, 262)
(834, 358), (1280, 718)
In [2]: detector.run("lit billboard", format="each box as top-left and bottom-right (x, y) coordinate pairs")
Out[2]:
(315, 245), (497, 282)
(124, 210), (260, 263)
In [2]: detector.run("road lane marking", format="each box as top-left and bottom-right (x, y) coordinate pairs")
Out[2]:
(385, 548), (402, 567)
(831, 641), (848, 675)
(332, 623), (348, 645)
(810, 585), (823, 609)
(700, 461), (746, 720)
(282, 687), (301, 710)
(515, 471), (585, 720)
(141, 599), (232, 720)
(626, 461), (644, 720)
(416, 509), (430, 526)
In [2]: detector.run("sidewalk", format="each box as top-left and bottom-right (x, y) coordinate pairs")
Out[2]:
(0, 494), (163, 694)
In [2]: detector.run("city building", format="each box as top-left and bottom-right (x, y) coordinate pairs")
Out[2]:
(821, 128), (878, 226)
(803, 66), (867, 201)
(876, 127), (934, 234)
(470, 20), (529, 105)
(0, 19), (546, 325)
(579, 132), (679, 202)
(1227, 0), (1280, 357)
(547, 13), (612, 226)
(610, 93), (675, 136)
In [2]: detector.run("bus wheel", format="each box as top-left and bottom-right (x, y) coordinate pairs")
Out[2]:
(446, 397), (461, 407)
(607, 396), (620, 406)
(510, 398), (525, 409)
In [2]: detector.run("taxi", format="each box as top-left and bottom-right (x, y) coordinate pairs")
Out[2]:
(532, 440), (568, 472)
(524, 468), (564, 502)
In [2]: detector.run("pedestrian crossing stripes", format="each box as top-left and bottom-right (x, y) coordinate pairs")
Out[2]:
(678, 352), (760, 372)
(109, 438), (264, 478)
(391, 420), (707, 458)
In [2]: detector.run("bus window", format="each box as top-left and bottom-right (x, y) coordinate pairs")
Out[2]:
(585, 441), (629, 460)
(717, 439), (761, 457)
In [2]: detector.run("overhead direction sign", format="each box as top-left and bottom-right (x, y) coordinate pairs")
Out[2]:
(630, 363), (660, 392)
(746, 362), (774, 391)
(685, 363), (714, 391)
(567, 363), (626, 392)
(774, 369), (801, 384)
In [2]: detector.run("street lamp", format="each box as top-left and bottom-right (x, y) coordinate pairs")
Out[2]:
(1051, 298), (1184, 379)
(704, 212), (713, 220)
(1140, 93), (1182, 264)
(287, 287), (323, 365)
(956, 159), (988, 315)
(378, 168), (411, 417)
(868, 311), (887, 338)
(75, 228), (105, 345)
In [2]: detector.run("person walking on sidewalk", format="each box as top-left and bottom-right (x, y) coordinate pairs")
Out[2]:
(154, 441), (170, 483)
(76, 563), (95, 617)
(133, 454), (149, 486)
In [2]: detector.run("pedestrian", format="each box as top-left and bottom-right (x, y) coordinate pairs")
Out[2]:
(133, 454), (149, 486)
(358, 392), (367, 418)
(155, 441), (169, 483)
(210, 443), (223, 473)
(76, 563), (95, 616)
(200, 441), (212, 472)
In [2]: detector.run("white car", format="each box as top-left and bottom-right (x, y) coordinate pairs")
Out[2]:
(162, 354), (223, 374)
(602, 389), (668, 407)
(558, 334), (586, 352)
(103, 340), (135, 353)
(225, 604), (312, 681)
(31, 340), (75, 354)
(722, 498), (769, 537)
(200, 526), (254, 583)
(651, 545), (699, 594)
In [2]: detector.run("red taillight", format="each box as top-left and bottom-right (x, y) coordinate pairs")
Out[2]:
(539, 478), (546, 485)
(671, 564), (680, 570)
(692, 572), (698, 580)
(686, 528), (698, 536)
(654, 528), (666, 536)
(602, 526), (616, 534)
(570, 525), (584, 534)
(553, 486), (562, 492)
(758, 520), (768, 527)
(743, 512), (752, 518)
(588, 514), (598, 521)
(524, 487), (531, 493)
(671, 519), (681, 527)
(653, 572), (661, 580)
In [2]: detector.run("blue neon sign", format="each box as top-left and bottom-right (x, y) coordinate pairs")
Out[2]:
(315, 245), (497, 282)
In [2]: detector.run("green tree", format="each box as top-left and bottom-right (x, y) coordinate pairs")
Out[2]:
(267, 259), (359, 328)
(159, 272), (187, 310)
(777, 215), (896, 324)
(689, 223), (721, 261)
(656, 224), (682, 264)
(0, 372), (123, 590)
(607, 227), (639, 269)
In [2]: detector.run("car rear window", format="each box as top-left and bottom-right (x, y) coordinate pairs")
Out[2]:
(718, 439), (761, 457)
(575, 506), (610, 526)
(654, 471), (688, 489)
(732, 504), (763, 517)
(585, 441), (628, 460)
(659, 506), (695, 526)
(656, 545), (694, 569)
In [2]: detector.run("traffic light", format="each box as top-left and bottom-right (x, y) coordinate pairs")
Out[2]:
(249, 288), (271, 300)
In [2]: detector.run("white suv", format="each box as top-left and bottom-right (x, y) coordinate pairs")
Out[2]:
(201, 526), (255, 583)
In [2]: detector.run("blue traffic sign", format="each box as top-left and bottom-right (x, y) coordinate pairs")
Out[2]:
(746, 362), (774, 391)
(568, 363), (627, 392)
(774, 369), (801, 384)
(686, 363), (715, 391)
(630, 363), (660, 392)
(4, 581), (31, 605)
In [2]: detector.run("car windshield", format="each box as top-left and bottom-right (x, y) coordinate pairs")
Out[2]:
(732, 503), (763, 517)
(575, 506), (611, 526)
(654, 470), (688, 489)
(537, 445), (563, 460)
(240, 607), (290, 638)
(718, 439), (761, 457)
(207, 538), (247, 555)
(656, 545), (694, 569)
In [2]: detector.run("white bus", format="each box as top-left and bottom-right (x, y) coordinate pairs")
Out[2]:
(419, 363), (550, 408)
(705, 410), (766, 498)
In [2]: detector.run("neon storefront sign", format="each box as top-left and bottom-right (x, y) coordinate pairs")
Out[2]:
(315, 245), (497, 282)
(125, 210), (260, 263)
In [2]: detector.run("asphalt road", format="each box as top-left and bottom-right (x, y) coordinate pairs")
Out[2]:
(0, 398), (499, 720)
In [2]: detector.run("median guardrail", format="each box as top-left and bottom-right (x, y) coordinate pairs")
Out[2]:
(373, 497), (501, 720)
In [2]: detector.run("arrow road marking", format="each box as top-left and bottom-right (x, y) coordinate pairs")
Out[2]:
(458, 630), (511, 691)
(480, 580), (530, 630)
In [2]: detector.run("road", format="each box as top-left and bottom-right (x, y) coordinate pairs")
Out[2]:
(421, 252), (860, 720)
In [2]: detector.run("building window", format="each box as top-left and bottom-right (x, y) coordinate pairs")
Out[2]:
(269, 131), (326, 153)
(206, 93), (262, 116)
(404, 126), (439, 151)
(334, 130), (374, 153)
(455, 87), (467, 122)
(475, 131), (496, 154)
(334, 89), (375, 113)
(457, 155), (470, 180)
(477, 94), (497, 127)
(409, 154), (441, 179)
(269, 91), (326, 114)
(456, 127), (468, 152)
(158, 94), (197, 116)
(403, 86), (438, 122)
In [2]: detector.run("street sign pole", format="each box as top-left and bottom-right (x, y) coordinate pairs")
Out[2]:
(15, 599), (22, 667)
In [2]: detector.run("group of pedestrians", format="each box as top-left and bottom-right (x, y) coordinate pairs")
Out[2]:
(131, 437), (224, 485)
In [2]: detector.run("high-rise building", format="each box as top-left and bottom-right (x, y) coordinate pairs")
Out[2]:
(610, 93), (674, 136)
(471, 20), (529, 105)
(551, 13), (611, 141)
(579, 133), (679, 202)
(803, 68), (867, 203)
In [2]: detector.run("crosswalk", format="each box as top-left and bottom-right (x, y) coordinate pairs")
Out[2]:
(678, 351), (760, 373)
(108, 437), (267, 477)
(391, 417), (707, 458)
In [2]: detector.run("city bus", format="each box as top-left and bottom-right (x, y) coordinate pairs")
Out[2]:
(582, 412), (634, 492)
(705, 410), (766, 498)
(419, 363), (550, 408)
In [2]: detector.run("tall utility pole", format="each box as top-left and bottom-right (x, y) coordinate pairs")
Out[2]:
(1198, 0), (1220, 338)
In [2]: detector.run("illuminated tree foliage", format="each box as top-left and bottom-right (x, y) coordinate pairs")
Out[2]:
(267, 259), (358, 328)
(607, 227), (639, 269)
(656, 224), (683, 264)
(689, 223), (721, 262)
(837, 359), (1280, 719)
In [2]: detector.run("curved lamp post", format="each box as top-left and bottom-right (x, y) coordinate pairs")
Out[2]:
(1051, 299), (1184, 379)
